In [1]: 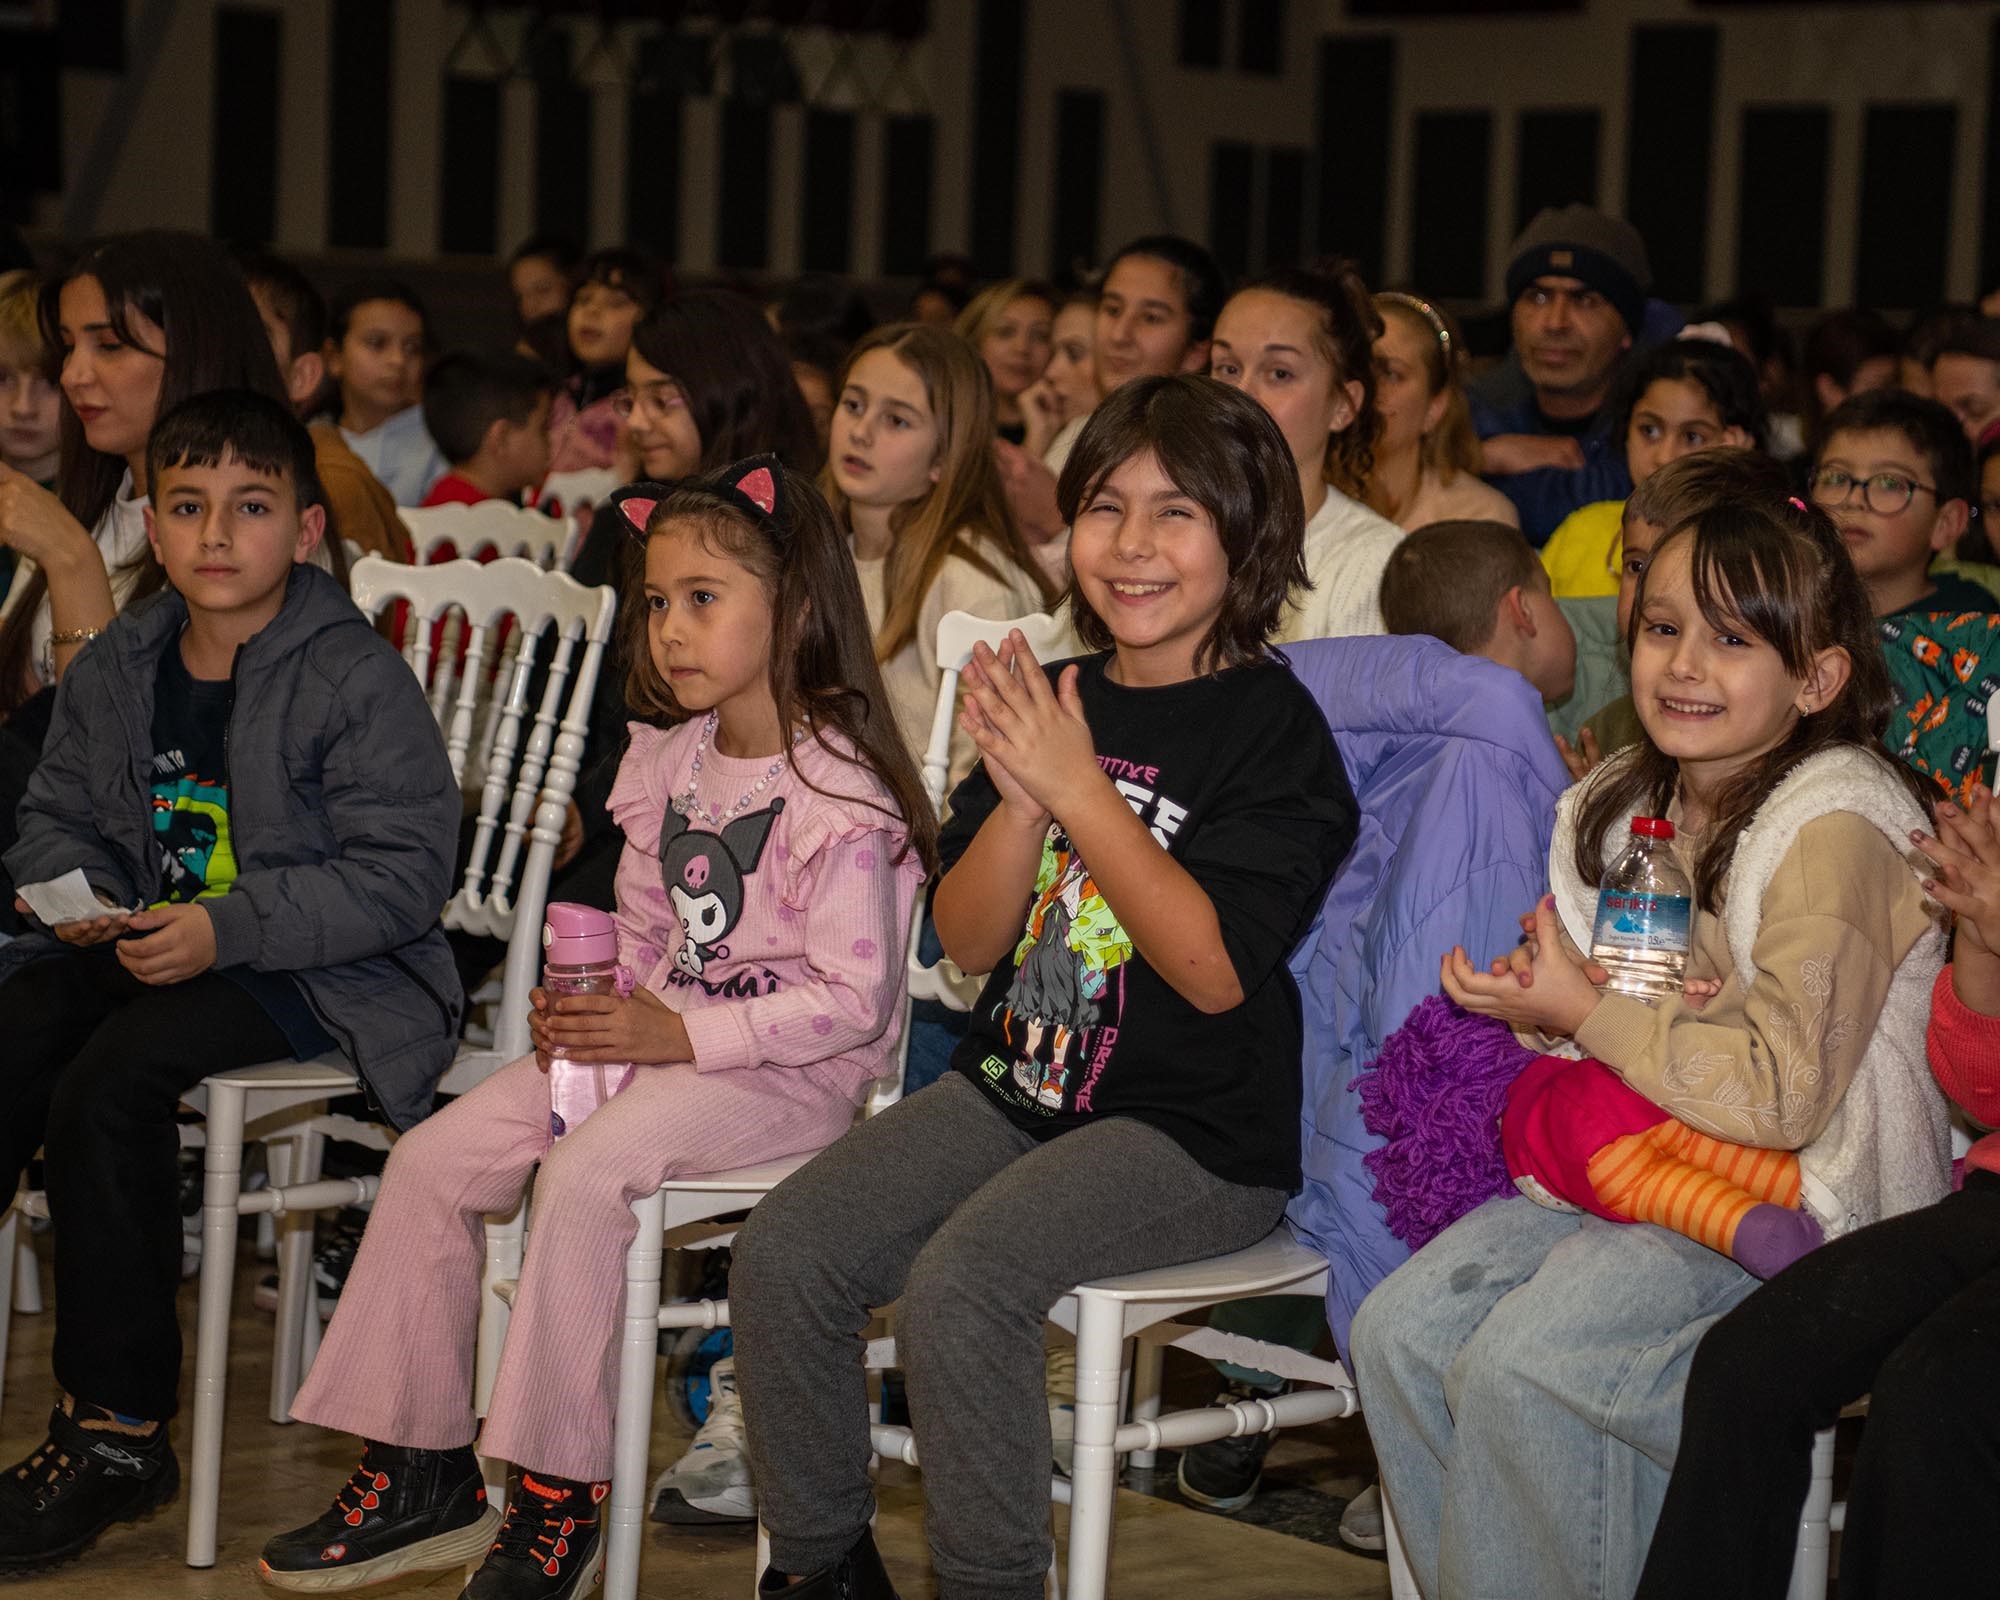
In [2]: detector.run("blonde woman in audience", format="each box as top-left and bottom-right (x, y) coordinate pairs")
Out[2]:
(824, 323), (1057, 784)
(956, 279), (1055, 450)
(1026, 288), (1102, 473)
(1367, 291), (1521, 531)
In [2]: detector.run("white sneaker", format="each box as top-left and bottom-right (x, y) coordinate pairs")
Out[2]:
(1339, 1479), (1386, 1551)
(649, 1356), (755, 1524)
(1046, 1344), (1077, 1476)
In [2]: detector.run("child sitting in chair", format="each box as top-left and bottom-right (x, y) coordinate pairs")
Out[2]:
(0, 389), (462, 1574)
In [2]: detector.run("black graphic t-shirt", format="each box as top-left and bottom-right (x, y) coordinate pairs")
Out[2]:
(944, 655), (1357, 1190)
(151, 646), (237, 904)
(148, 645), (332, 1058)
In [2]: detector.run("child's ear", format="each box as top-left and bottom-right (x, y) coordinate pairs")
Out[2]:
(294, 503), (327, 564)
(1720, 425), (1753, 450)
(142, 503), (162, 565)
(481, 415), (512, 461)
(1814, 372), (1845, 417)
(1930, 497), (1970, 555)
(288, 351), (326, 413)
(1797, 644), (1852, 715)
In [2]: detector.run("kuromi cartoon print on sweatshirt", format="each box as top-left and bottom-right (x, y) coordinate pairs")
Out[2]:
(659, 800), (784, 979)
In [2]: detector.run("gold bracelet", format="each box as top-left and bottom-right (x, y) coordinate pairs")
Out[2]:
(49, 626), (102, 646)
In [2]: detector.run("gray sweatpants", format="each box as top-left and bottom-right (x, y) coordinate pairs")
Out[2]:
(731, 1071), (1287, 1600)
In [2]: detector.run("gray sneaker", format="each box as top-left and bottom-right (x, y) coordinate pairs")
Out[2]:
(649, 1357), (754, 1525)
(1338, 1479), (1385, 1551)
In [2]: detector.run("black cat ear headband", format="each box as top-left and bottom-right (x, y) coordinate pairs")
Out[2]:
(607, 454), (789, 542)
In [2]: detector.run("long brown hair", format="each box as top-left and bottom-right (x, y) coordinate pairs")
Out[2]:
(621, 462), (938, 875)
(1573, 493), (1925, 912)
(0, 231), (286, 715)
(818, 323), (1056, 661)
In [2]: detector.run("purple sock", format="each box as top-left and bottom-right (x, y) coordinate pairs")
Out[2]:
(1731, 1203), (1824, 1279)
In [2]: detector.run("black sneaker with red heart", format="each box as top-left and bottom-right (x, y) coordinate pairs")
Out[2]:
(461, 1470), (607, 1599)
(259, 1440), (498, 1591)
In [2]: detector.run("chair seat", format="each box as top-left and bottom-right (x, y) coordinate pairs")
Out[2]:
(657, 1154), (817, 1194)
(1072, 1225), (1330, 1303)
(199, 1056), (359, 1094)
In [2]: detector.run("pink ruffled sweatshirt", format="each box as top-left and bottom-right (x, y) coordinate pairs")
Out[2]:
(607, 719), (925, 1104)
(1927, 964), (2000, 1179)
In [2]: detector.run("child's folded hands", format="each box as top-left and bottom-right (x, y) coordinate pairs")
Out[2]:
(529, 983), (692, 1067)
(960, 632), (1099, 819)
(1914, 783), (2000, 957)
(1444, 895), (1603, 1037)
(113, 902), (216, 985)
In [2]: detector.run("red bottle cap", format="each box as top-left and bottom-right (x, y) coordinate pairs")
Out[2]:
(1630, 817), (1675, 839)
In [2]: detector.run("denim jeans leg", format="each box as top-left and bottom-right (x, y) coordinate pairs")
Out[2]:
(1436, 1213), (1759, 1600)
(1350, 1197), (1581, 1599)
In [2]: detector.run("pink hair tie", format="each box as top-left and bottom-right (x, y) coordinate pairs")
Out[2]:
(1788, 495), (1808, 511)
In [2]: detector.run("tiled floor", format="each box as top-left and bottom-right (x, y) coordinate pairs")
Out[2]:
(0, 1242), (1390, 1598)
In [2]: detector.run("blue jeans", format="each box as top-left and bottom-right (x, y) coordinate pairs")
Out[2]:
(1349, 1196), (1758, 1600)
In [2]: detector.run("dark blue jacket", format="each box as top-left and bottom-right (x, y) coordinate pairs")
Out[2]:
(3, 564), (463, 1128)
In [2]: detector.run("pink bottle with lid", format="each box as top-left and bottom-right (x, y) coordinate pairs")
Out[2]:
(541, 902), (635, 1137)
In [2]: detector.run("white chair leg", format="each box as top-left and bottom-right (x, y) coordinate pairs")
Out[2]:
(604, 1188), (667, 1600)
(1384, 1479), (1421, 1600)
(0, 1206), (16, 1427)
(269, 1125), (327, 1423)
(1786, 1426), (1837, 1600)
(475, 1199), (526, 1415)
(1063, 1293), (1125, 1600)
(13, 1215), (40, 1315)
(186, 1080), (247, 1568)
(1126, 1338), (1163, 1472)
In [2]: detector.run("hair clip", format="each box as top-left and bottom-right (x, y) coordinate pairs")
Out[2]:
(1788, 495), (1808, 512)
(607, 455), (791, 542)
(1378, 290), (1453, 361)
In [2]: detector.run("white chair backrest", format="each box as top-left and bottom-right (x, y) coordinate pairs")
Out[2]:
(398, 501), (571, 570)
(349, 555), (617, 1052)
(538, 467), (620, 538)
(873, 608), (1066, 1120)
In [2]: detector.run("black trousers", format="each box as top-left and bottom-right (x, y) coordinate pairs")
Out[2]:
(0, 949), (292, 1421)
(1636, 1169), (2000, 1600)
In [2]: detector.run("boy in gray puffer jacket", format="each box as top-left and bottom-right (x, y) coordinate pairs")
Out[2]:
(0, 389), (461, 1574)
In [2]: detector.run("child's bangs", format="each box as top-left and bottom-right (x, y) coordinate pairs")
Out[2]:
(1682, 517), (1813, 677)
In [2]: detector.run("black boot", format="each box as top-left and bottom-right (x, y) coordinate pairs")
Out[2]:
(461, 1470), (606, 1599)
(0, 1403), (179, 1574)
(260, 1439), (497, 1590)
(758, 1526), (902, 1600)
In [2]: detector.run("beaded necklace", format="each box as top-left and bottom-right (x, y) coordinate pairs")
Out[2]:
(673, 711), (792, 825)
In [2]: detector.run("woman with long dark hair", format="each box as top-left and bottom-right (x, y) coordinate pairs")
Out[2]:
(0, 230), (289, 723)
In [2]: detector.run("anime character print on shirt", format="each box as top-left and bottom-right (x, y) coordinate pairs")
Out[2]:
(989, 825), (1136, 1113)
(659, 801), (785, 979)
(152, 749), (236, 902)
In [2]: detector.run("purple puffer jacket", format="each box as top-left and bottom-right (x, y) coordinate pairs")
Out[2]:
(1282, 636), (1570, 1351)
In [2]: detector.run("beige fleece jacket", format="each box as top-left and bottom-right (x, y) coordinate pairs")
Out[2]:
(1571, 806), (1934, 1151)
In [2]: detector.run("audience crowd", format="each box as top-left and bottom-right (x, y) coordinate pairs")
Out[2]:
(1, 201), (1997, 1600)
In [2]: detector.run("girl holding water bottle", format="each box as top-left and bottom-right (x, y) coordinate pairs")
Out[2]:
(1351, 490), (1950, 1600)
(260, 458), (931, 1599)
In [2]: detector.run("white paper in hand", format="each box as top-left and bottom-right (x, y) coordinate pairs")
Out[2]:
(17, 868), (133, 928)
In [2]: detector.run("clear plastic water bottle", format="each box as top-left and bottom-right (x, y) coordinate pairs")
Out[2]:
(541, 902), (634, 1137)
(1589, 817), (1693, 1004)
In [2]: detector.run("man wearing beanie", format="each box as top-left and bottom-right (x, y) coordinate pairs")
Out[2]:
(1473, 206), (1657, 543)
